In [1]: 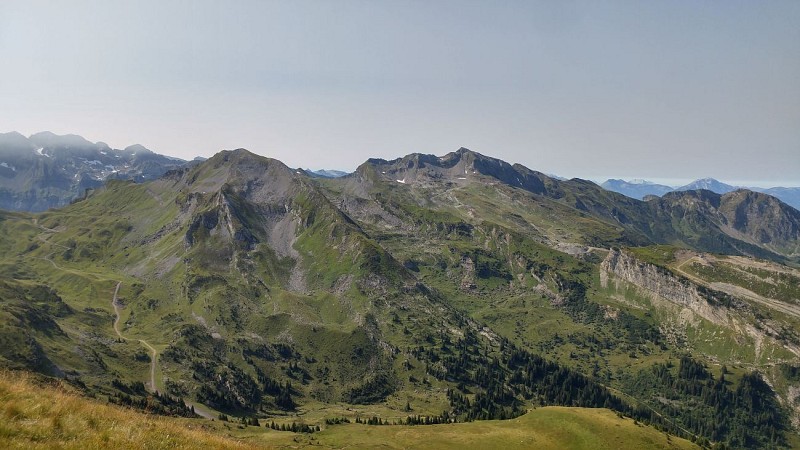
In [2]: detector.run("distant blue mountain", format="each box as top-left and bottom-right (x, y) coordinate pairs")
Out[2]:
(600, 179), (674, 200)
(601, 177), (800, 211)
(675, 178), (736, 194)
(0, 131), (193, 211)
(752, 186), (800, 211)
(309, 169), (349, 178)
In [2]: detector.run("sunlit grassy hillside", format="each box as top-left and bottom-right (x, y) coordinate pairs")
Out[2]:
(0, 369), (698, 450)
(0, 370), (256, 449)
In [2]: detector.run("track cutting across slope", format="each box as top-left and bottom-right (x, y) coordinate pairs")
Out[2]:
(111, 281), (214, 419)
(29, 218), (215, 419)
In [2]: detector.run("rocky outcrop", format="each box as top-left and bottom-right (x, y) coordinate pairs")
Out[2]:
(601, 249), (800, 362)
(601, 249), (732, 326)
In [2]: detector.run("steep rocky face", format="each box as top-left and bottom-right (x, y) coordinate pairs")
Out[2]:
(600, 249), (732, 325)
(601, 249), (800, 360)
(759, 187), (800, 211)
(0, 131), (191, 211)
(164, 149), (403, 292)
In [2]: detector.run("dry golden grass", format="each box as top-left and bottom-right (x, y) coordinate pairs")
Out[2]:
(0, 369), (698, 449)
(0, 370), (257, 449)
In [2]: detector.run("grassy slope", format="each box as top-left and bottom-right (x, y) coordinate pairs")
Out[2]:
(304, 408), (696, 450)
(0, 370), (696, 450)
(0, 370), (255, 449)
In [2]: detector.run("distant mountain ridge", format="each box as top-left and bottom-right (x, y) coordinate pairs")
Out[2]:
(602, 177), (800, 210)
(675, 178), (737, 194)
(0, 131), (196, 211)
(601, 179), (674, 199)
(308, 169), (349, 178)
(333, 147), (800, 262)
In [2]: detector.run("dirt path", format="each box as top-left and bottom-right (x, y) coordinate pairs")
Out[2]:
(28, 217), (215, 419)
(111, 282), (157, 393)
(111, 281), (214, 419)
(673, 254), (800, 320)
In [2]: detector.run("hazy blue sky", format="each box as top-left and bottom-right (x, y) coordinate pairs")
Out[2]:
(1, 1), (798, 185)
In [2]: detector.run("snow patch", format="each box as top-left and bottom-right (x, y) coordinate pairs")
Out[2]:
(100, 151), (107, 156)
(85, 160), (102, 165)
(396, 178), (406, 184)
(34, 147), (49, 157)
(0, 162), (16, 171)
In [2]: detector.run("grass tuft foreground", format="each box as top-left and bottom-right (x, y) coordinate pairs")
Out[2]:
(0, 370), (255, 449)
(0, 369), (697, 449)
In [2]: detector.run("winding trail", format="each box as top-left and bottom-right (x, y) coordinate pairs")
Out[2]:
(111, 282), (157, 394)
(111, 281), (214, 419)
(674, 254), (800, 320)
(29, 218), (217, 418)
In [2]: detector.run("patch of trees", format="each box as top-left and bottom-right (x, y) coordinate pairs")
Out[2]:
(413, 329), (787, 448)
(413, 330), (625, 423)
(266, 421), (319, 433)
(621, 355), (787, 449)
(346, 371), (396, 404)
(554, 274), (661, 345)
(196, 365), (262, 412)
(109, 389), (197, 418)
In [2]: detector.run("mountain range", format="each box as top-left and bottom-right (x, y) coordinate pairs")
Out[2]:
(602, 177), (800, 210)
(0, 131), (194, 212)
(1, 139), (799, 448)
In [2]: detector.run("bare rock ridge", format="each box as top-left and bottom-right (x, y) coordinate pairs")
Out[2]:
(350, 147), (800, 262)
(168, 148), (410, 295)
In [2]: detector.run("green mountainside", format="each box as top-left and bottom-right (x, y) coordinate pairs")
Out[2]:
(1, 148), (798, 448)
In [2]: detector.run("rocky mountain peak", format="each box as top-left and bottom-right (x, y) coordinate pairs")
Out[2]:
(677, 178), (736, 194)
(180, 148), (303, 205)
(123, 144), (152, 154)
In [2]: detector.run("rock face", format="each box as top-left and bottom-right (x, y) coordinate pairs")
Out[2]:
(717, 190), (800, 254)
(601, 248), (800, 363)
(0, 131), (192, 211)
(600, 249), (730, 326)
